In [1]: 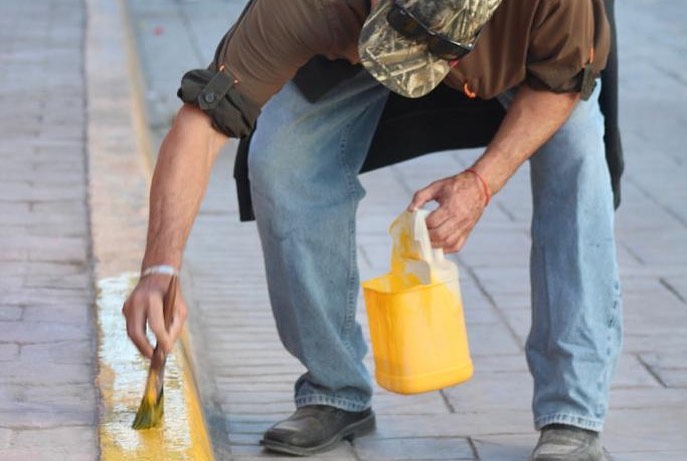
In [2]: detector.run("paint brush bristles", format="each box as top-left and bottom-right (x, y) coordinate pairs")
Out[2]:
(132, 358), (166, 429)
(132, 275), (178, 430)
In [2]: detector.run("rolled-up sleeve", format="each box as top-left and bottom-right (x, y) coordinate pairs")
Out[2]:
(526, 0), (610, 96)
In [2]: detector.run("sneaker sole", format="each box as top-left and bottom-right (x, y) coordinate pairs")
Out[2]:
(260, 411), (376, 456)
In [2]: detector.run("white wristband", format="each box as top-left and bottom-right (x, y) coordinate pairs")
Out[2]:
(141, 264), (179, 278)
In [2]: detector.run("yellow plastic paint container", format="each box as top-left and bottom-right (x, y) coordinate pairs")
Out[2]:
(362, 211), (473, 394)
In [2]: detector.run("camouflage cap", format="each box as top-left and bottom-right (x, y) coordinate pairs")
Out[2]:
(359, 0), (502, 98)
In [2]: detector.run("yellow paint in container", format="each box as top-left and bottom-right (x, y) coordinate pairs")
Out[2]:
(362, 210), (473, 394)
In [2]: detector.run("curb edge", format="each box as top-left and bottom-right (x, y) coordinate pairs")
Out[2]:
(116, 0), (218, 459)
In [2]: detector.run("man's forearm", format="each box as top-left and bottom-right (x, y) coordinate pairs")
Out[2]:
(142, 104), (229, 270)
(472, 85), (580, 194)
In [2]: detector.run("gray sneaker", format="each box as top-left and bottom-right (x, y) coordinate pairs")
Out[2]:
(530, 425), (613, 461)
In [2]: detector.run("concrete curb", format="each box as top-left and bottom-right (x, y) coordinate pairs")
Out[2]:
(116, 0), (233, 458)
(86, 0), (216, 458)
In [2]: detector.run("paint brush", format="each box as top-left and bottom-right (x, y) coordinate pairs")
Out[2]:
(132, 274), (178, 430)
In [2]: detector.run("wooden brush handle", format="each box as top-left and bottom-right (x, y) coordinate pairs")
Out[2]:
(162, 275), (178, 332)
(150, 275), (178, 372)
(150, 346), (167, 373)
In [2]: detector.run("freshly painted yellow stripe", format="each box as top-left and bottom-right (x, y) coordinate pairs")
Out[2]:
(97, 273), (214, 461)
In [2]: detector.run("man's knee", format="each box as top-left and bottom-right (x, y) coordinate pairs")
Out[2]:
(248, 129), (277, 189)
(248, 120), (308, 200)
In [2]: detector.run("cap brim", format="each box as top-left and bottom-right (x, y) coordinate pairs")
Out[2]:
(359, 0), (451, 99)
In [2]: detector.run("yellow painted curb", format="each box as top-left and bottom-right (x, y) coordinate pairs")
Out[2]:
(91, 0), (216, 459)
(97, 275), (214, 461)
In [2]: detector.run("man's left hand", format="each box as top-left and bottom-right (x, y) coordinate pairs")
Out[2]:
(408, 171), (487, 253)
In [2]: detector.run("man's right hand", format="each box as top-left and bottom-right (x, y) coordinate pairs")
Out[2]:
(122, 275), (188, 359)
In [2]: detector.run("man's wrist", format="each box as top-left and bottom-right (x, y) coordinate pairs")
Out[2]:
(464, 168), (492, 207)
(141, 264), (179, 278)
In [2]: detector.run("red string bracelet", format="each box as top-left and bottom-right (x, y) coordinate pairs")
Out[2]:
(465, 168), (491, 207)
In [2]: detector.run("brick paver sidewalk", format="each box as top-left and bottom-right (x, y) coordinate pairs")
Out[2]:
(0, 1), (98, 460)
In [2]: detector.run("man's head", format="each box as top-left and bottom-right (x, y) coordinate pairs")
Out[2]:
(359, 0), (502, 98)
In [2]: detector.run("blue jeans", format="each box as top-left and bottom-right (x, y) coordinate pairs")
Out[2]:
(249, 71), (622, 431)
